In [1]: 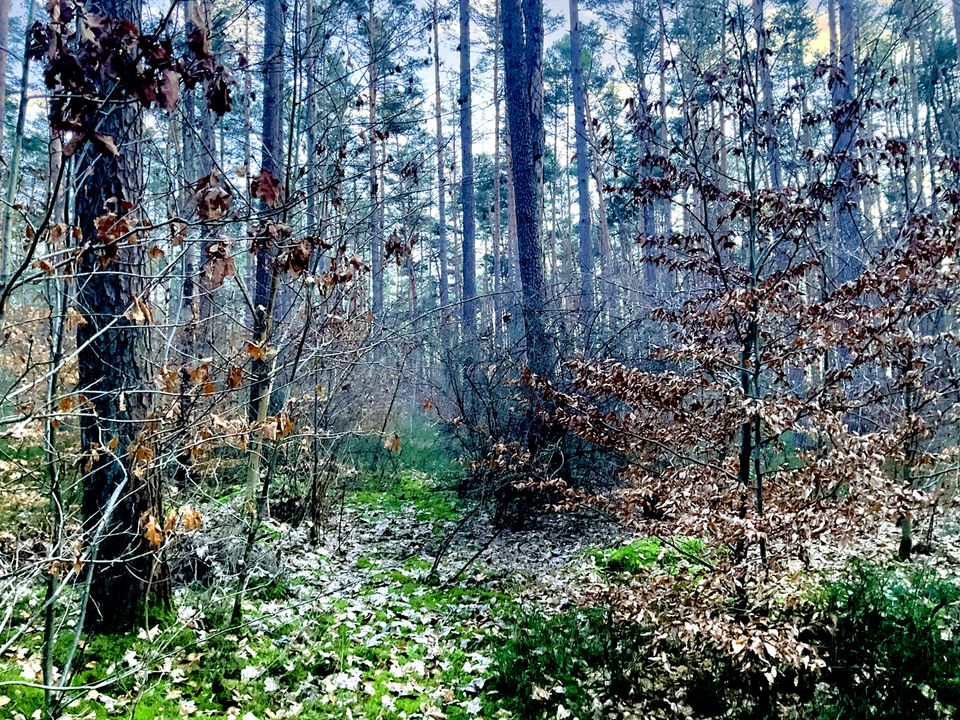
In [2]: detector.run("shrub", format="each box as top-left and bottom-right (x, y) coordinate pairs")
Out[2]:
(488, 608), (650, 718)
(815, 562), (960, 720)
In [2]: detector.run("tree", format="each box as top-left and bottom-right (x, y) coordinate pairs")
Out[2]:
(569, 0), (594, 328)
(833, 0), (861, 282)
(71, 0), (158, 632)
(250, 0), (286, 420)
(431, 0), (450, 337)
(502, 0), (554, 382)
(368, 0), (384, 319)
(460, 0), (477, 338)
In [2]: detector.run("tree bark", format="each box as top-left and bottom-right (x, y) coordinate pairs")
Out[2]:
(953, 0), (960, 63)
(752, 0), (782, 191)
(833, 0), (861, 282)
(75, 0), (158, 633)
(491, 0), (503, 346)
(459, 0), (477, 338)
(368, 0), (384, 319)
(502, 0), (554, 380)
(0, 0), (37, 287)
(250, 0), (285, 419)
(432, 0), (450, 338)
(569, 0), (593, 327)
(0, 0), (10, 154)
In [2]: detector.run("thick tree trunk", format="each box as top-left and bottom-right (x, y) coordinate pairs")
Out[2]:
(75, 0), (158, 633)
(502, 0), (554, 380)
(459, 0), (477, 338)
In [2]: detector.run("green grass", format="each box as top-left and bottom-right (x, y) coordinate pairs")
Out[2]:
(351, 470), (462, 523)
(342, 417), (464, 481)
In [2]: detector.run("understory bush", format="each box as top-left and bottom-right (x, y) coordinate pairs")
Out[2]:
(814, 562), (960, 720)
(488, 607), (650, 718)
(490, 562), (960, 719)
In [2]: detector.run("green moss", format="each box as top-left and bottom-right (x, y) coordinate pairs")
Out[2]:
(341, 418), (463, 481)
(593, 537), (708, 575)
(0, 665), (45, 716)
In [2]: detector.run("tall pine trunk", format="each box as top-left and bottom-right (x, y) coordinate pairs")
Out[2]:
(368, 0), (384, 319)
(833, 0), (860, 283)
(459, 0), (477, 338)
(502, 0), (553, 380)
(570, 0), (593, 328)
(432, 0), (450, 338)
(250, 0), (285, 420)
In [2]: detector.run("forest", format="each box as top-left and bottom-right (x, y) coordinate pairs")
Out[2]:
(1, 0), (960, 716)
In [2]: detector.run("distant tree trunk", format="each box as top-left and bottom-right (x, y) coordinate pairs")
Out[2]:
(195, 0), (217, 336)
(0, 0), (37, 287)
(491, 0), (504, 346)
(250, 0), (285, 420)
(243, 14), (255, 329)
(953, 0), (960, 62)
(75, 0), (159, 633)
(305, 0), (318, 234)
(833, 0), (860, 282)
(459, 0), (477, 338)
(368, 0), (384, 319)
(569, 0), (593, 329)
(583, 97), (613, 308)
(752, 0), (781, 191)
(502, 0), (554, 380)
(0, 0), (10, 154)
(432, 0), (450, 338)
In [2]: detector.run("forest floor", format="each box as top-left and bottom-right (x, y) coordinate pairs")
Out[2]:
(4, 437), (960, 720)
(0, 464), (626, 720)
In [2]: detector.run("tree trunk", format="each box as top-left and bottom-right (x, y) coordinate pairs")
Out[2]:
(195, 0), (217, 337)
(833, 0), (860, 282)
(953, 0), (960, 63)
(491, 0), (503, 346)
(459, 0), (477, 338)
(75, 0), (158, 633)
(570, 0), (593, 328)
(502, 0), (554, 380)
(752, 0), (781, 191)
(0, 0), (10, 154)
(0, 0), (37, 287)
(432, 0), (450, 337)
(250, 0), (285, 419)
(368, 0), (384, 319)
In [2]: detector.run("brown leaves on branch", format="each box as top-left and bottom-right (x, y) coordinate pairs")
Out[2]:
(255, 413), (294, 442)
(202, 240), (236, 289)
(250, 168), (282, 208)
(192, 172), (232, 221)
(141, 505), (204, 549)
(30, 1), (234, 158)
